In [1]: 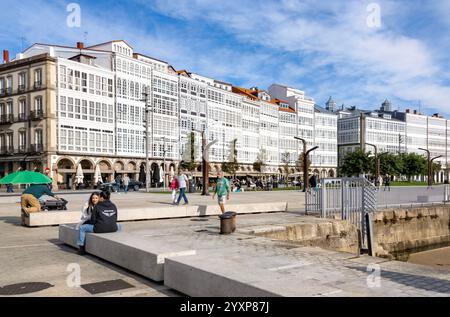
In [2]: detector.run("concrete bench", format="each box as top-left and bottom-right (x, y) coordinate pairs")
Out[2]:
(24, 202), (288, 227)
(59, 225), (196, 282)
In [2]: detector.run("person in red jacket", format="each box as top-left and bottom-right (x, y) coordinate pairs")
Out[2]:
(169, 176), (178, 204)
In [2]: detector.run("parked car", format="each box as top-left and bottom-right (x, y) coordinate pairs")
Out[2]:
(99, 180), (143, 192)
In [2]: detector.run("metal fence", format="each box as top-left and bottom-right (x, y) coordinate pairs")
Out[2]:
(305, 177), (378, 247)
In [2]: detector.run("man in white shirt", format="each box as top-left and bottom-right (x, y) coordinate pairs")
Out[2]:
(175, 170), (189, 205)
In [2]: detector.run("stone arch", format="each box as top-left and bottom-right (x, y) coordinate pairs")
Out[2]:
(313, 169), (320, 175)
(114, 160), (125, 171)
(78, 158), (94, 170)
(97, 160), (112, 172)
(127, 161), (137, 172)
(328, 169), (335, 177)
(57, 157), (76, 170)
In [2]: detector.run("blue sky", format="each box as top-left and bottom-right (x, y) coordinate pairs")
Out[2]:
(1, 0), (450, 115)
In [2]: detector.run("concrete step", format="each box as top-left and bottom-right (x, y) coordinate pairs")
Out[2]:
(59, 225), (196, 282)
(25, 202), (288, 227)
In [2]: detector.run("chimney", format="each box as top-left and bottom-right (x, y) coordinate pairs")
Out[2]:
(413, 110), (418, 114)
(76, 42), (84, 49)
(406, 109), (410, 113)
(3, 50), (9, 63)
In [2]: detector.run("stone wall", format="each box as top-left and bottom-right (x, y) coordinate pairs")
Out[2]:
(248, 220), (359, 254)
(373, 205), (450, 260)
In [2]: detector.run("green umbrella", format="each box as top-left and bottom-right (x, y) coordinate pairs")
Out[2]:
(0, 171), (52, 185)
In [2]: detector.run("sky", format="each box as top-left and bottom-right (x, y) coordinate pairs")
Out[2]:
(1, 0), (450, 116)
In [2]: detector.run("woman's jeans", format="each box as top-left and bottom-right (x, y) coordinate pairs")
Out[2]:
(77, 223), (122, 246)
(176, 187), (188, 204)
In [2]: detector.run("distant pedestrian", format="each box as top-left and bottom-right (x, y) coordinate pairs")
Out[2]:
(169, 176), (179, 204)
(309, 174), (318, 191)
(378, 175), (383, 189)
(123, 174), (130, 193)
(383, 175), (391, 191)
(212, 170), (230, 214)
(175, 170), (189, 205)
(115, 175), (122, 192)
(6, 183), (13, 193)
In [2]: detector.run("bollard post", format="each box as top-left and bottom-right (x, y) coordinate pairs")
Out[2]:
(365, 212), (375, 257)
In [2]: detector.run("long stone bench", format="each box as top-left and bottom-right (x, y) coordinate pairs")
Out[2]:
(25, 202), (288, 227)
(59, 224), (196, 282)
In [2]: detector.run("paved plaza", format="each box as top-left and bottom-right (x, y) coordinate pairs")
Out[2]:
(1, 190), (449, 297)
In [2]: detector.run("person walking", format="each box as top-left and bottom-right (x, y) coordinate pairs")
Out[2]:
(212, 170), (231, 214)
(123, 174), (130, 193)
(383, 175), (391, 191)
(77, 191), (121, 255)
(175, 170), (189, 205)
(309, 174), (318, 192)
(169, 176), (179, 204)
(115, 174), (122, 192)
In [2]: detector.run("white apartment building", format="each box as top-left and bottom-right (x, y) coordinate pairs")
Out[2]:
(392, 109), (450, 182)
(337, 107), (406, 166)
(4, 39), (343, 188)
(177, 71), (208, 164)
(337, 101), (450, 182)
(269, 84), (337, 177)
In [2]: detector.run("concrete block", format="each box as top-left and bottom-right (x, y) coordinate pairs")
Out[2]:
(59, 225), (196, 282)
(58, 224), (79, 248)
(27, 211), (81, 227)
(26, 202), (288, 227)
(118, 206), (187, 221)
(164, 254), (281, 297)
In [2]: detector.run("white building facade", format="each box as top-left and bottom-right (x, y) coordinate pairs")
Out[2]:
(7, 39), (340, 188)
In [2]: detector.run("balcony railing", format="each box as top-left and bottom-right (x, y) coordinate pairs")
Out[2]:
(5, 87), (12, 95)
(0, 114), (14, 124)
(30, 144), (44, 153)
(0, 146), (15, 155)
(0, 88), (5, 96)
(34, 81), (42, 89)
(18, 84), (26, 92)
(30, 110), (44, 120)
(18, 145), (27, 153)
(17, 113), (28, 122)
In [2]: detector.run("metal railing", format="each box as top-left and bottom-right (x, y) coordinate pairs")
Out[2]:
(30, 110), (44, 120)
(0, 114), (14, 124)
(30, 144), (44, 153)
(17, 113), (28, 121)
(306, 177), (378, 248)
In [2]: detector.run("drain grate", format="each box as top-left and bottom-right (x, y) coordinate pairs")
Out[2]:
(81, 279), (134, 295)
(0, 282), (54, 295)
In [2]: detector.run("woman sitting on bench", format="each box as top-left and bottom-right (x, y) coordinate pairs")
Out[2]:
(77, 191), (121, 255)
(76, 192), (100, 230)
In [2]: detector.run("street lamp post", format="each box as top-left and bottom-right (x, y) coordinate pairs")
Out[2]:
(294, 137), (319, 192)
(162, 137), (167, 191)
(141, 88), (151, 193)
(366, 143), (379, 184)
(419, 148), (442, 187)
(193, 129), (210, 196)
